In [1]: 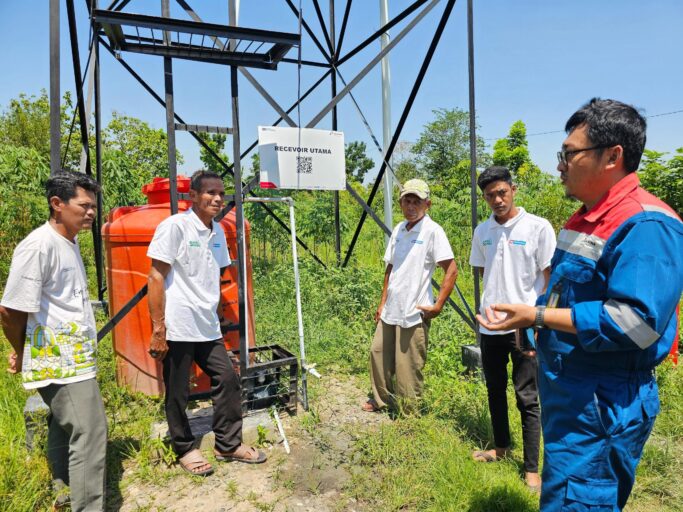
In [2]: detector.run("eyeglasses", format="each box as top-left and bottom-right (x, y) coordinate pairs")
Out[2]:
(556, 145), (610, 165)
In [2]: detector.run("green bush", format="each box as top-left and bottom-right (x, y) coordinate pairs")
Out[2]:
(0, 144), (50, 282)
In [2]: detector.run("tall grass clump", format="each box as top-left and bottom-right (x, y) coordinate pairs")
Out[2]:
(0, 322), (169, 510)
(253, 259), (383, 373)
(350, 415), (538, 511)
(0, 341), (52, 512)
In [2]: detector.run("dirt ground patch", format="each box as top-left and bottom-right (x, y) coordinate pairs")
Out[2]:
(115, 375), (387, 512)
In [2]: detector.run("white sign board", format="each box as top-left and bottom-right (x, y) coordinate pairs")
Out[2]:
(258, 126), (346, 190)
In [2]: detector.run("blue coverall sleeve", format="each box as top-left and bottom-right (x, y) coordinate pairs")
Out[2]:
(571, 216), (683, 352)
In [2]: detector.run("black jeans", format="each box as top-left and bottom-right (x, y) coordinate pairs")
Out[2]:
(163, 339), (243, 457)
(480, 332), (540, 473)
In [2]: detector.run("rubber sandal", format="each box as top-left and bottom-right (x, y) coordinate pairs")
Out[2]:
(472, 450), (505, 463)
(527, 483), (541, 494)
(52, 495), (71, 512)
(361, 399), (380, 412)
(526, 473), (542, 494)
(215, 444), (267, 464)
(178, 448), (214, 476)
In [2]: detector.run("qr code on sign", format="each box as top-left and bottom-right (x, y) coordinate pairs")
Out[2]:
(296, 156), (313, 174)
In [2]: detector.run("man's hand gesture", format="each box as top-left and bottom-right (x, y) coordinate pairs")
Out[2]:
(476, 304), (535, 332)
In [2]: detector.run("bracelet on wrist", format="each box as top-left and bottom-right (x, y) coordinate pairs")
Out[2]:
(534, 306), (546, 329)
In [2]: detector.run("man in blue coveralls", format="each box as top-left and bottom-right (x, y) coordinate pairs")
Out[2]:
(477, 98), (683, 511)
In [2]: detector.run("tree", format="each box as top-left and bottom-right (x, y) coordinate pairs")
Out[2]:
(198, 132), (230, 175)
(0, 144), (51, 281)
(390, 141), (422, 185)
(101, 112), (183, 211)
(639, 148), (683, 215)
(411, 108), (490, 190)
(345, 141), (374, 183)
(0, 89), (81, 170)
(492, 120), (542, 186)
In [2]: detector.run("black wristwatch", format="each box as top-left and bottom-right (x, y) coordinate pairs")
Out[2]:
(534, 306), (546, 329)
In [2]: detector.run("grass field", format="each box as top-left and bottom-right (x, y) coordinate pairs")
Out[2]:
(0, 259), (682, 511)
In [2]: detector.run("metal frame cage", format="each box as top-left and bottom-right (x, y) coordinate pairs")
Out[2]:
(50, 0), (482, 412)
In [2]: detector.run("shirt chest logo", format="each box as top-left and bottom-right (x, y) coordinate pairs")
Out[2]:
(411, 239), (424, 245)
(483, 239), (492, 246)
(508, 239), (527, 246)
(188, 241), (200, 248)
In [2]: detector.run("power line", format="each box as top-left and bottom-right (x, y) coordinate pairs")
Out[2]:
(483, 108), (683, 142)
(647, 108), (683, 118)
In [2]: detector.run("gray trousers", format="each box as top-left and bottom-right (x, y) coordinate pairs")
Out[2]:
(37, 378), (107, 512)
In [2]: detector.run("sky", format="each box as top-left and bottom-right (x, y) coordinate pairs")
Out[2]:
(1, 0), (682, 183)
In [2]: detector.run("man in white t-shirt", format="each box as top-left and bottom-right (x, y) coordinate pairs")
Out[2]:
(363, 179), (457, 413)
(469, 166), (556, 492)
(1, 171), (107, 511)
(147, 170), (265, 477)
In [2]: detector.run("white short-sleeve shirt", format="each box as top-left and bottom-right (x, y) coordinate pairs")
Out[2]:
(469, 207), (556, 335)
(1, 223), (97, 389)
(147, 209), (231, 342)
(381, 215), (454, 328)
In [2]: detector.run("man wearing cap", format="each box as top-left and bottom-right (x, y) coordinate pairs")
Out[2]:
(363, 179), (457, 413)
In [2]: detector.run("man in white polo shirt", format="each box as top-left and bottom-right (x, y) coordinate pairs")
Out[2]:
(363, 179), (457, 413)
(147, 170), (265, 477)
(1, 171), (107, 511)
(469, 166), (556, 492)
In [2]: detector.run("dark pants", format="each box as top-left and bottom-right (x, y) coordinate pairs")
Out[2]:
(481, 332), (540, 473)
(163, 339), (243, 457)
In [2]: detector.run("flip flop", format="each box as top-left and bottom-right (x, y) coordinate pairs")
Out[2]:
(178, 448), (214, 477)
(215, 444), (267, 464)
(527, 483), (542, 494)
(472, 450), (498, 463)
(525, 473), (542, 494)
(361, 399), (380, 412)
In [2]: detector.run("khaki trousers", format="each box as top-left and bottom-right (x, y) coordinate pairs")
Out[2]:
(369, 319), (429, 410)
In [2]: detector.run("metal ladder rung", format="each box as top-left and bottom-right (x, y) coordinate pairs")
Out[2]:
(174, 123), (233, 134)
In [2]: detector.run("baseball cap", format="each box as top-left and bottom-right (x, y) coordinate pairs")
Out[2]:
(400, 178), (430, 200)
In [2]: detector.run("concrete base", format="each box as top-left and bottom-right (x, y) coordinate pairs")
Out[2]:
(151, 405), (277, 455)
(461, 344), (483, 377)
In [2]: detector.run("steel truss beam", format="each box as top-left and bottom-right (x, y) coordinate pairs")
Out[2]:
(306, 0), (439, 128)
(83, 0), (476, 338)
(67, 0), (107, 302)
(335, 0), (352, 60)
(97, 37), (326, 268)
(50, 0), (60, 175)
(189, 0), (473, 326)
(95, 9), (300, 45)
(93, 9), (298, 69)
(338, 0), (429, 65)
(343, 0), (457, 267)
(276, 0), (473, 327)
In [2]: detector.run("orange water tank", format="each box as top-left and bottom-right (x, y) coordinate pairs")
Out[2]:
(102, 176), (256, 397)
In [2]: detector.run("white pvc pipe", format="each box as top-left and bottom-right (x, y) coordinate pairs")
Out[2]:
(380, 0), (393, 243)
(287, 200), (306, 370)
(244, 197), (311, 391)
(272, 406), (290, 454)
